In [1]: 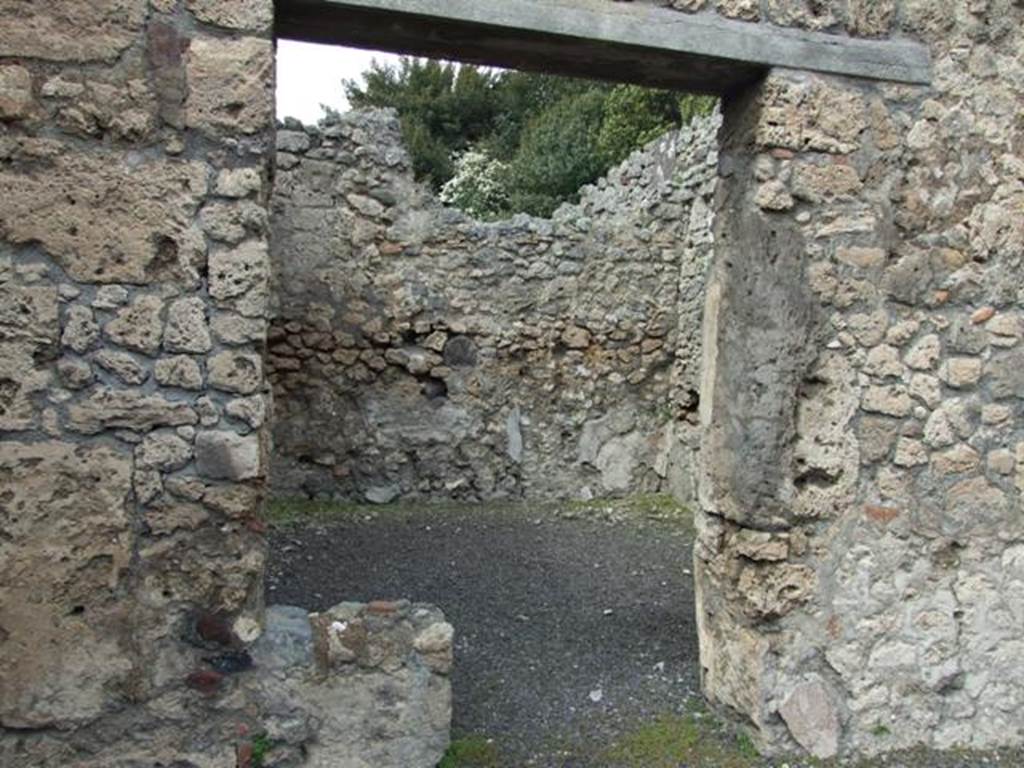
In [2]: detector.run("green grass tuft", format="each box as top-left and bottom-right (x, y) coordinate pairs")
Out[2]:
(251, 733), (272, 767)
(438, 736), (502, 768)
(601, 710), (758, 768)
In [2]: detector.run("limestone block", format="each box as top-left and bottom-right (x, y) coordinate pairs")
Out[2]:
(164, 297), (212, 353)
(245, 602), (452, 768)
(765, 0), (842, 31)
(155, 355), (204, 390)
(909, 373), (941, 408)
(561, 325), (591, 349)
(61, 305), (100, 353)
(185, 37), (273, 135)
(791, 161), (862, 202)
(0, 340), (52, 431)
(862, 344), (903, 379)
(779, 677), (840, 758)
(195, 430), (261, 480)
(187, 0), (272, 31)
(904, 334), (941, 370)
(846, 0), (895, 36)
(208, 350), (263, 394)
(0, 65), (33, 120)
(857, 415), (899, 463)
(894, 437), (928, 467)
(94, 285), (129, 309)
(212, 312), (267, 345)
(836, 246), (885, 268)
(209, 241), (270, 318)
(716, 0), (759, 21)
(277, 130), (312, 154)
(755, 75), (866, 154)
(0, 0), (146, 62)
(861, 384), (912, 417)
(215, 167), (263, 198)
(200, 200), (268, 244)
(57, 356), (94, 389)
(923, 400), (975, 448)
(0, 283), (59, 343)
(136, 431), (193, 472)
(754, 180), (794, 210)
(985, 349), (1024, 399)
(94, 349), (149, 385)
(736, 562), (816, 619)
(67, 388), (198, 434)
(104, 295), (164, 355)
(931, 444), (980, 475)
(939, 357), (982, 389)
(0, 442), (134, 728)
(733, 529), (789, 561)
(0, 149), (208, 284)
(226, 394), (268, 429)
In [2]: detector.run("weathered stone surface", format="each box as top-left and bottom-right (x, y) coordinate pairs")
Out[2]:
(195, 430), (261, 480)
(209, 241), (270, 317)
(67, 388), (198, 434)
(164, 297), (212, 353)
(245, 601), (451, 768)
(0, 0), (146, 62)
(57, 356), (94, 389)
(136, 431), (193, 471)
(0, 151), (208, 284)
(104, 295), (164, 355)
(0, 442), (134, 728)
(187, 0), (273, 31)
(93, 349), (149, 385)
(209, 350), (263, 395)
(61, 305), (99, 354)
(154, 355), (204, 390)
(0, 65), (33, 120)
(200, 200), (268, 243)
(215, 167), (263, 198)
(779, 677), (841, 758)
(226, 394), (268, 429)
(0, 341), (52, 431)
(185, 37), (273, 135)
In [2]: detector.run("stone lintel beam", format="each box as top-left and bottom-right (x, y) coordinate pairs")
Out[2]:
(275, 0), (931, 95)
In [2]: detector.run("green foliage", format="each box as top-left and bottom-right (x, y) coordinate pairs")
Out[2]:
(339, 57), (717, 217)
(596, 85), (680, 167)
(345, 58), (499, 187)
(505, 88), (608, 217)
(438, 736), (502, 768)
(251, 733), (273, 767)
(602, 711), (759, 768)
(439, 149), (511, 219)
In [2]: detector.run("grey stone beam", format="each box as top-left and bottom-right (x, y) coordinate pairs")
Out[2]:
(274, 0), (931, 95)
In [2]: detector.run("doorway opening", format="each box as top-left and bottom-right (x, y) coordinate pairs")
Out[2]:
(267, 38), (725, 765)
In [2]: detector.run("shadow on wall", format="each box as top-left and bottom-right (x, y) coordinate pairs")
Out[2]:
(268, 107), (721, 504)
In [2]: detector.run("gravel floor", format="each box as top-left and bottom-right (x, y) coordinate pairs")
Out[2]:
(265, 498), (1024, 768)
(265, 499), (701, 765)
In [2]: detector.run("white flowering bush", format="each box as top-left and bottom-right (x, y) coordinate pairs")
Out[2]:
(439, 148), (510, 219)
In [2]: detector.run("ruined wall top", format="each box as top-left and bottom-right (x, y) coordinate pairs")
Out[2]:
(269, 107), (720, 503)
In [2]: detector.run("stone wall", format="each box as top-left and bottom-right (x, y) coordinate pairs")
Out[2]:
(2, 0), (1023, 764)
(0, 1), (280, 764)
(269, 109), (720, 503)
(693, 1), (1024, 759)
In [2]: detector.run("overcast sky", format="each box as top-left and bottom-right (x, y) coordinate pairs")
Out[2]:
(276, 40), (404, 125)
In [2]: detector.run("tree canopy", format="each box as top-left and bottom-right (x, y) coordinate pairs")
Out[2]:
(342, 58), (715, 218)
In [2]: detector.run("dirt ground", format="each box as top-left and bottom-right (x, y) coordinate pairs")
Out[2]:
(265, 497), (1024, 768)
